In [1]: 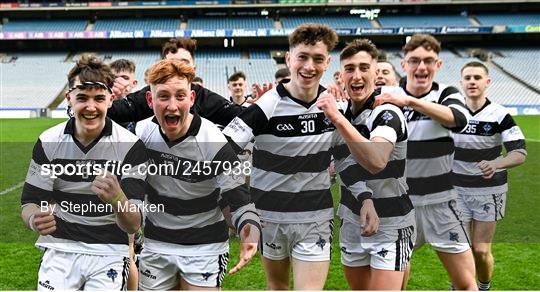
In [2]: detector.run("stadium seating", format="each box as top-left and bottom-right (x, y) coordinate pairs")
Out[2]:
(281, 15), (372, 29)
(491, 48), (540, 91)
(0, 53), (72, 109)
(196, 59), (278, 97)
(93, 18), (180, 31)
(386, 50), (539, 105)
(188, 16), (275, 30)
(378, 14), (472, 27)
(475, 13), (540, 26)
(0, 19), (87, 32)
(197, 50), (242, 59)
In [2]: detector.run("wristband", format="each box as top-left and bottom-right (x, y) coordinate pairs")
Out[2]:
(28, 214), (37, 232)
(110, 191), (125, 206)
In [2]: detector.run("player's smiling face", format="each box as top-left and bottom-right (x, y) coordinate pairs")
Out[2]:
(461, 66), (491, 100)
(340, 51), (376, 103)
(375, 62), (397, 87)
(66, 77), (114, 136)
(148, 76), (195, 140)
(401, 46), (442, 96)
(286, 41), (331, 91)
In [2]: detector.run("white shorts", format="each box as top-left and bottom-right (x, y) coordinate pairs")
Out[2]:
(138, 250), (229, 289)
(261, 219), (333, 262)
(458, 193), (506, 222)
(339, 220), (415, 271)
(415, 200), (471, 254)
(37, 249), (129, 291)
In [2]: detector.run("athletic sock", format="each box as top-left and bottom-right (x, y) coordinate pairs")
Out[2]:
(478, 280), (491, 291)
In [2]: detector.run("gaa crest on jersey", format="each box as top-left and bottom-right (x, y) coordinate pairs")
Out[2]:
(382, 111), (394, 121)
(482, 123), (492, 134)
(323, 117), (332, 126)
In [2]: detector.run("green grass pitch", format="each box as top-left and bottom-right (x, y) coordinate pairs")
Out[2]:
(0, 116), (538, 290)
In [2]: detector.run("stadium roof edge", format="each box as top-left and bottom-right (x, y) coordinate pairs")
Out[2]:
(1, 0), (538, 12)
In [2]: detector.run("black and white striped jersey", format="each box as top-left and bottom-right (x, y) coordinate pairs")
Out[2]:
(222, 81), (348, 223)
(136, 114), (260, 256)
(383, 82), (469, 206)
(333, 92), (414, 231)
(21, 118), (147, 256)
(453, 99), (526, 196)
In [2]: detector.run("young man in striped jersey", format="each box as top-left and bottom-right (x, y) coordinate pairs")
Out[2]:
(454, 61), (527, 290)
(21, 55), (147, 290)
(135, 59), (261, 290)
(317, 38), (414, 290)
(375, 34), (477, 290)
(223, 24), (378, 290)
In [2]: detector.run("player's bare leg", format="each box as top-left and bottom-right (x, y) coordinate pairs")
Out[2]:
(369, 268), (405, 290)
(291, 258), (329, 290)
(262, 257), (291, 290)
(472, 221), (497, 289)
(437, 250), (478, 290)
(343, 265), (370, 290)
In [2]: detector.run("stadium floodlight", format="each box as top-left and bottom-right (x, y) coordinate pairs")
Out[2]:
(350, 8), (380, 20)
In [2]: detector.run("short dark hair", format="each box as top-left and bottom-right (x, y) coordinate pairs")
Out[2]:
(403, 34), (441, 54)
(461, 61), (489, 75)
(340, 38), (379, 62)
(110, 59), (136, 74)
(161, 37), (197, 60)
(228, 71), (246, 83)
(289, 23), (338, 52)
(378, 60), (397, 72)
(193, 76), (203, 84)
(67, 54), (115, 89)
(274, 67), (290, 80)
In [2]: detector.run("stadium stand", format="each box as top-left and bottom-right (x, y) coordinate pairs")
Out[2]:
(196, 58), (278, 97)
(386, 50), (539, 105)
(197, 49), (242, 59)
(491, 48), (540, 91)
(378, 14), (472, 27)
(475, 13), (540, 26)
(93, 18), (180, 31)
(0, 19), (87, 32)
(0, 53), (72, 109)
(188, 16), (275, 29)
(281, 15), (372, 29)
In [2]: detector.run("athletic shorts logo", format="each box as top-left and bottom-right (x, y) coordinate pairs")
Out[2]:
(316, 236), (326, 250)
(377, 248), (389, 258)
(449, 231), (460, 242)
(38, 280), (55, 290)
(265, 242), (282, 250)
(106, 268), (118, 282)
(340, 246), (352, 255)
(276, 123), (295, 131)
(201, 272), (212, 281)
(141, 269), (157, 280)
